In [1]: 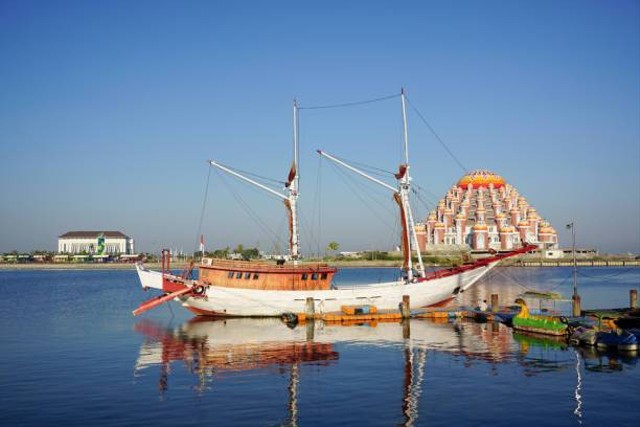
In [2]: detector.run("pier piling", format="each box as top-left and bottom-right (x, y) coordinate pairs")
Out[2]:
(305, 297), (315, 317)
(572, 294), (581, 317)
(631, 289), (638, 309)
(400, 295), (410, 319)
(402, 319), (410, 339)
(491, 294), (499, 313)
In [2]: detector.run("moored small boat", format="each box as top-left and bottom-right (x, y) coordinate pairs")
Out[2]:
(614, 308), (640, 329)
(596, 331), (638, 352)
(570, 326), (597, 346)
(511, 298), (568, 337)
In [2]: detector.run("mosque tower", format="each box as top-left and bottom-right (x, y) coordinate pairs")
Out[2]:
(418, 170), (558, 252)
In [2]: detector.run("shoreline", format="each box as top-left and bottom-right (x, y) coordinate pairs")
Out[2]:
(1, 259), (639, 271)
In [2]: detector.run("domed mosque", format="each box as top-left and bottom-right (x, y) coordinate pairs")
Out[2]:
(415, 170), (558, 252)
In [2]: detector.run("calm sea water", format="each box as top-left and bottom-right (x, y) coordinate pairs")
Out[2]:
(0, 266), (639, 427)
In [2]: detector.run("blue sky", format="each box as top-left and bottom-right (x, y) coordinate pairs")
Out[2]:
(1, 0), (638, 254)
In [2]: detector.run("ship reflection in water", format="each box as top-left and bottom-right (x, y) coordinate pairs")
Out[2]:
(134, 317), (637, 426)
(134, 318), (339, 395)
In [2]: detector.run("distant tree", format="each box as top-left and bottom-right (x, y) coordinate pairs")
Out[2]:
(200, 247), (231, 259)
(327, 241), (339, 255)
(241, 247), (260, 260)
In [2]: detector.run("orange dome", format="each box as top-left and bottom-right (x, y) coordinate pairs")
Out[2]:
(473, 223), (488, 230)
(457, 169), (505, 189)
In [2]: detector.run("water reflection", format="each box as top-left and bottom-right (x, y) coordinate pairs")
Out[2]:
(134, 318), (525, 387)
(134, 318), (338, 394)
(512, 332), (571, 376)
(134, 317), (637, 425)
(575, 345), (638, 373)
(134, 317), (618, 384)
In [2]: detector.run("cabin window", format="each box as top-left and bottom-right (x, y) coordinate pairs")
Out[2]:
(311, 273), (318, 280)
(236, 272), (242, 279)
(253, 273), (259, 280)
(321, 273), (328, 280)
(244, 272), (251, 279)
(301, 273), (308, 280)
(228, 272), (234, 278)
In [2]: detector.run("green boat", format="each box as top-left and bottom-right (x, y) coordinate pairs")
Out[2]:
(512, 298), (568, 337)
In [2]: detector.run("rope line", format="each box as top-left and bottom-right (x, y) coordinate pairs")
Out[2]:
(214, 169), (283, 252)
(194, 166), (213, 252)
(213, 161), (286, 187)
(405, 96), (468, 173)
(577, 267), (638, 280)
(327, 160), (398, 229)
(298, 92), (400, 110)
(488, 267), (574, 294)
(321, 152), (396, 179)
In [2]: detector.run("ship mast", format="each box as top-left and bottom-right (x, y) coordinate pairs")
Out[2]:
(399, 88), (425, 279)
(208, 100), (302, 265)
(288, 99), (300, 264)
(317, 88), (425, 281)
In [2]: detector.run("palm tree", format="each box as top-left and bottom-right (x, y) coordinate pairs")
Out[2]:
(326, 241), (339, 256)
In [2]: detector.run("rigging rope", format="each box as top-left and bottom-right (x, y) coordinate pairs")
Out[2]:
(411, 187), (436, 215)
(194, 166), (213, 253)
(298, 92), (401, 110)
(326, 159), (397, 229)
(405, 96), (468, 173)
(213, 161), (286, 187)
(486, 267), (574, 294)
(577, 267), (638, 280)
(321, 152), (396, 179)
(214, 168), (284, 252)
(315, 154), (323, 258)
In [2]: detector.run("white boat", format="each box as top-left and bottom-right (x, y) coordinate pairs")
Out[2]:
(134, 89), (535, 317)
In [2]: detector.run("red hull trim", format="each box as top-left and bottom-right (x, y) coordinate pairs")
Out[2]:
(185, 305), (229, 317)
(418, 245), (537, 283)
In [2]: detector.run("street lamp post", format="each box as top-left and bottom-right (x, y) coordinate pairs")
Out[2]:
(567, 222), (581, 317)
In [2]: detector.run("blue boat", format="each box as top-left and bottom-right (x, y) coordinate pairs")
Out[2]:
(596, 331), (638, 352)
(493, 310), (519, 326)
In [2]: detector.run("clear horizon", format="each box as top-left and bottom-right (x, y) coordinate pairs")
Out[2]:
(1, 0), (638, 255)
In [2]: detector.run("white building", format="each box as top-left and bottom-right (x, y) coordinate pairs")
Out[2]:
(58, 231), (134, 255)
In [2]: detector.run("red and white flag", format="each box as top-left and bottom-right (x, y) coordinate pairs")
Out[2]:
(199, 234), (205, 252)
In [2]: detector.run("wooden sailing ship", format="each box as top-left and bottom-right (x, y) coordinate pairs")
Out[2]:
(134, 89), (536, 317)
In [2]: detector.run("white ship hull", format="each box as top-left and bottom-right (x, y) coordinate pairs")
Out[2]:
(135, 260), (497, 317)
